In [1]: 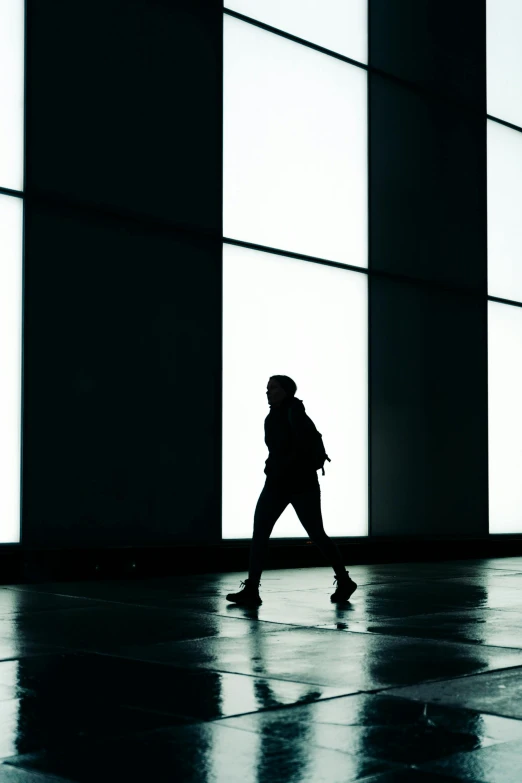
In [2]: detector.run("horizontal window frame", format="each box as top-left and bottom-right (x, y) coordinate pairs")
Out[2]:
(488, 114), (522, 135)
(0, 186), (23, 199)
(224, 7), (368, 72)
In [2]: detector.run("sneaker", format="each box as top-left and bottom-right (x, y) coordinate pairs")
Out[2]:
(226, 578), (262, 606)
(331, 572), (357, 603)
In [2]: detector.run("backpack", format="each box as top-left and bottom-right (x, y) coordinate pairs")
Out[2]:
(287, 407), (332, 476)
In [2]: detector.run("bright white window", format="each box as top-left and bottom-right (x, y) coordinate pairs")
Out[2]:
(0, 0), (24, 191)
(488, 300), (522, 533)
(487, 120), (522, 302)
(222, 243), (368, 539)
(487, 0), (522, 127)
(0, 195), (23, 543)
(223, 14), (368, 267)
(226, 1), (367, 64)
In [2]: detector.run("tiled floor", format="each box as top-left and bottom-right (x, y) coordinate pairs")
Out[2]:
(0, 560), (521, 780)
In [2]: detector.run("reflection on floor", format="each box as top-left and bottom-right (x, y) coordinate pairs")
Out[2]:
(0, 559), (522, 780)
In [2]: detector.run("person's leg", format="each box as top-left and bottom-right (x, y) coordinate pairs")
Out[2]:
(290, 480), (347, 577)
(248, 480), (290, 586)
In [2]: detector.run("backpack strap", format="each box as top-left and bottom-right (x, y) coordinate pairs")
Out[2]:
(288, 405), (332, 476)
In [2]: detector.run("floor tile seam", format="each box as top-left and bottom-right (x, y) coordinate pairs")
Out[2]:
(346, 620), (522, 634)
(3, 586), (112, 599)
(5, 614), (522, 653)
(209, 699), (376, 727)
(29, 635), (522, 685)
(0, 577), (505, 594)
(0, 714), (234, 756)
(2, 566), (521, 591)
(0, 594), (235, 614)
(207, 712), (514, 763)
(177, 609), (332, 633)
(54, 615), (522, 650)
(234, 622), (522, 652)
(256, 620), (484, 640)
(284, 715), (522, 735)
(350, 575), (522, 585)
(84, 650), (345, 689)
(364, 598), (522, 613)
(81, 717), (407, 770)
(1, 587), (199, 608)
(76, 648), (522, 712)
(120, 703), (206, 725)
(341, 623), (522, 639)
(2, 754), (58, 772)
(3, 584), (328, 599)
(0, 605), (108, 621)
(1, 593), (337, 614)
(5, 578), (522, 599)
(479, 605), (522, 615)
(121, 699), (372, 728)
(0, 760), (75, 783)
(382, 693), (522, 729)
(356, 606), (522, 620)
(5, 582), (522, 604)
(177, 603), (474, 624)
(0, 650), (68, 665)
(91, 613), (443, 640)
(364, 661), (522, 696)
(199, 718), (411, 769)
(328, 625), (522, 651)
(0, 624), (310, 656)
(1, 588), (128, 608)
(3, 595), (522, 626)
(177, 611), (351, 632)
(190, 613), (311, 632)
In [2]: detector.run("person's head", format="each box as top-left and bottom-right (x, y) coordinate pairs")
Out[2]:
(267, 375), (297, 407)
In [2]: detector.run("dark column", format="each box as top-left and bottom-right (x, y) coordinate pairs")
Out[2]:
(369, 1), (488, 537)
(23, 0), (223, 548)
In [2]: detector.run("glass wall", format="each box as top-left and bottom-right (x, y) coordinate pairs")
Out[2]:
(487, 0), (522, 129)
(488, 302), (522, 533)
(223, 14), (367, 266)
(223, 9), (368, 539)
(487, 0), (522, 533)
(487, 121), (522, 302)
(222, 244), (368, 539)
(226, 0), (368, 65)
(0, 196), (23, 543)
(0, 0), (24, 544)
(0, 0), (24, 191)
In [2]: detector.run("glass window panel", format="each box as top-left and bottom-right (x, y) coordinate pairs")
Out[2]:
(227, 0), (367, 64)
(487, 0), (522, 127)
(0, 194), (23, 543)
(487, 120), (522, 301)
(0, 0), (24, 191)
(224, 15), (368, 267)
(488, 301), (522, 533)
(222, 243), (368, 539)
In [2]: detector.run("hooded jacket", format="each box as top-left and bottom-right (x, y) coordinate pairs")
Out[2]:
(263, 396), (317, 480)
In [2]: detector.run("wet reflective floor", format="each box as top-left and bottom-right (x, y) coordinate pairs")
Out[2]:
(0, 559), (522, 780)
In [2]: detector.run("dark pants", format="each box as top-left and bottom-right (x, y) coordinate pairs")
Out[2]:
(248, 473), (346, 585)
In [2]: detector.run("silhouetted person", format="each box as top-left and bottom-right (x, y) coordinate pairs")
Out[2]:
(227, 374), (357, 606)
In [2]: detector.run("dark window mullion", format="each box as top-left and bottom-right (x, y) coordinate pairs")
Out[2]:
(488, 114), (522, 135)
(223, 236), (368, 275)
(489, 295), (522, 309)
(223, 7), (368, 72)
(0, 186), (24, 199)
